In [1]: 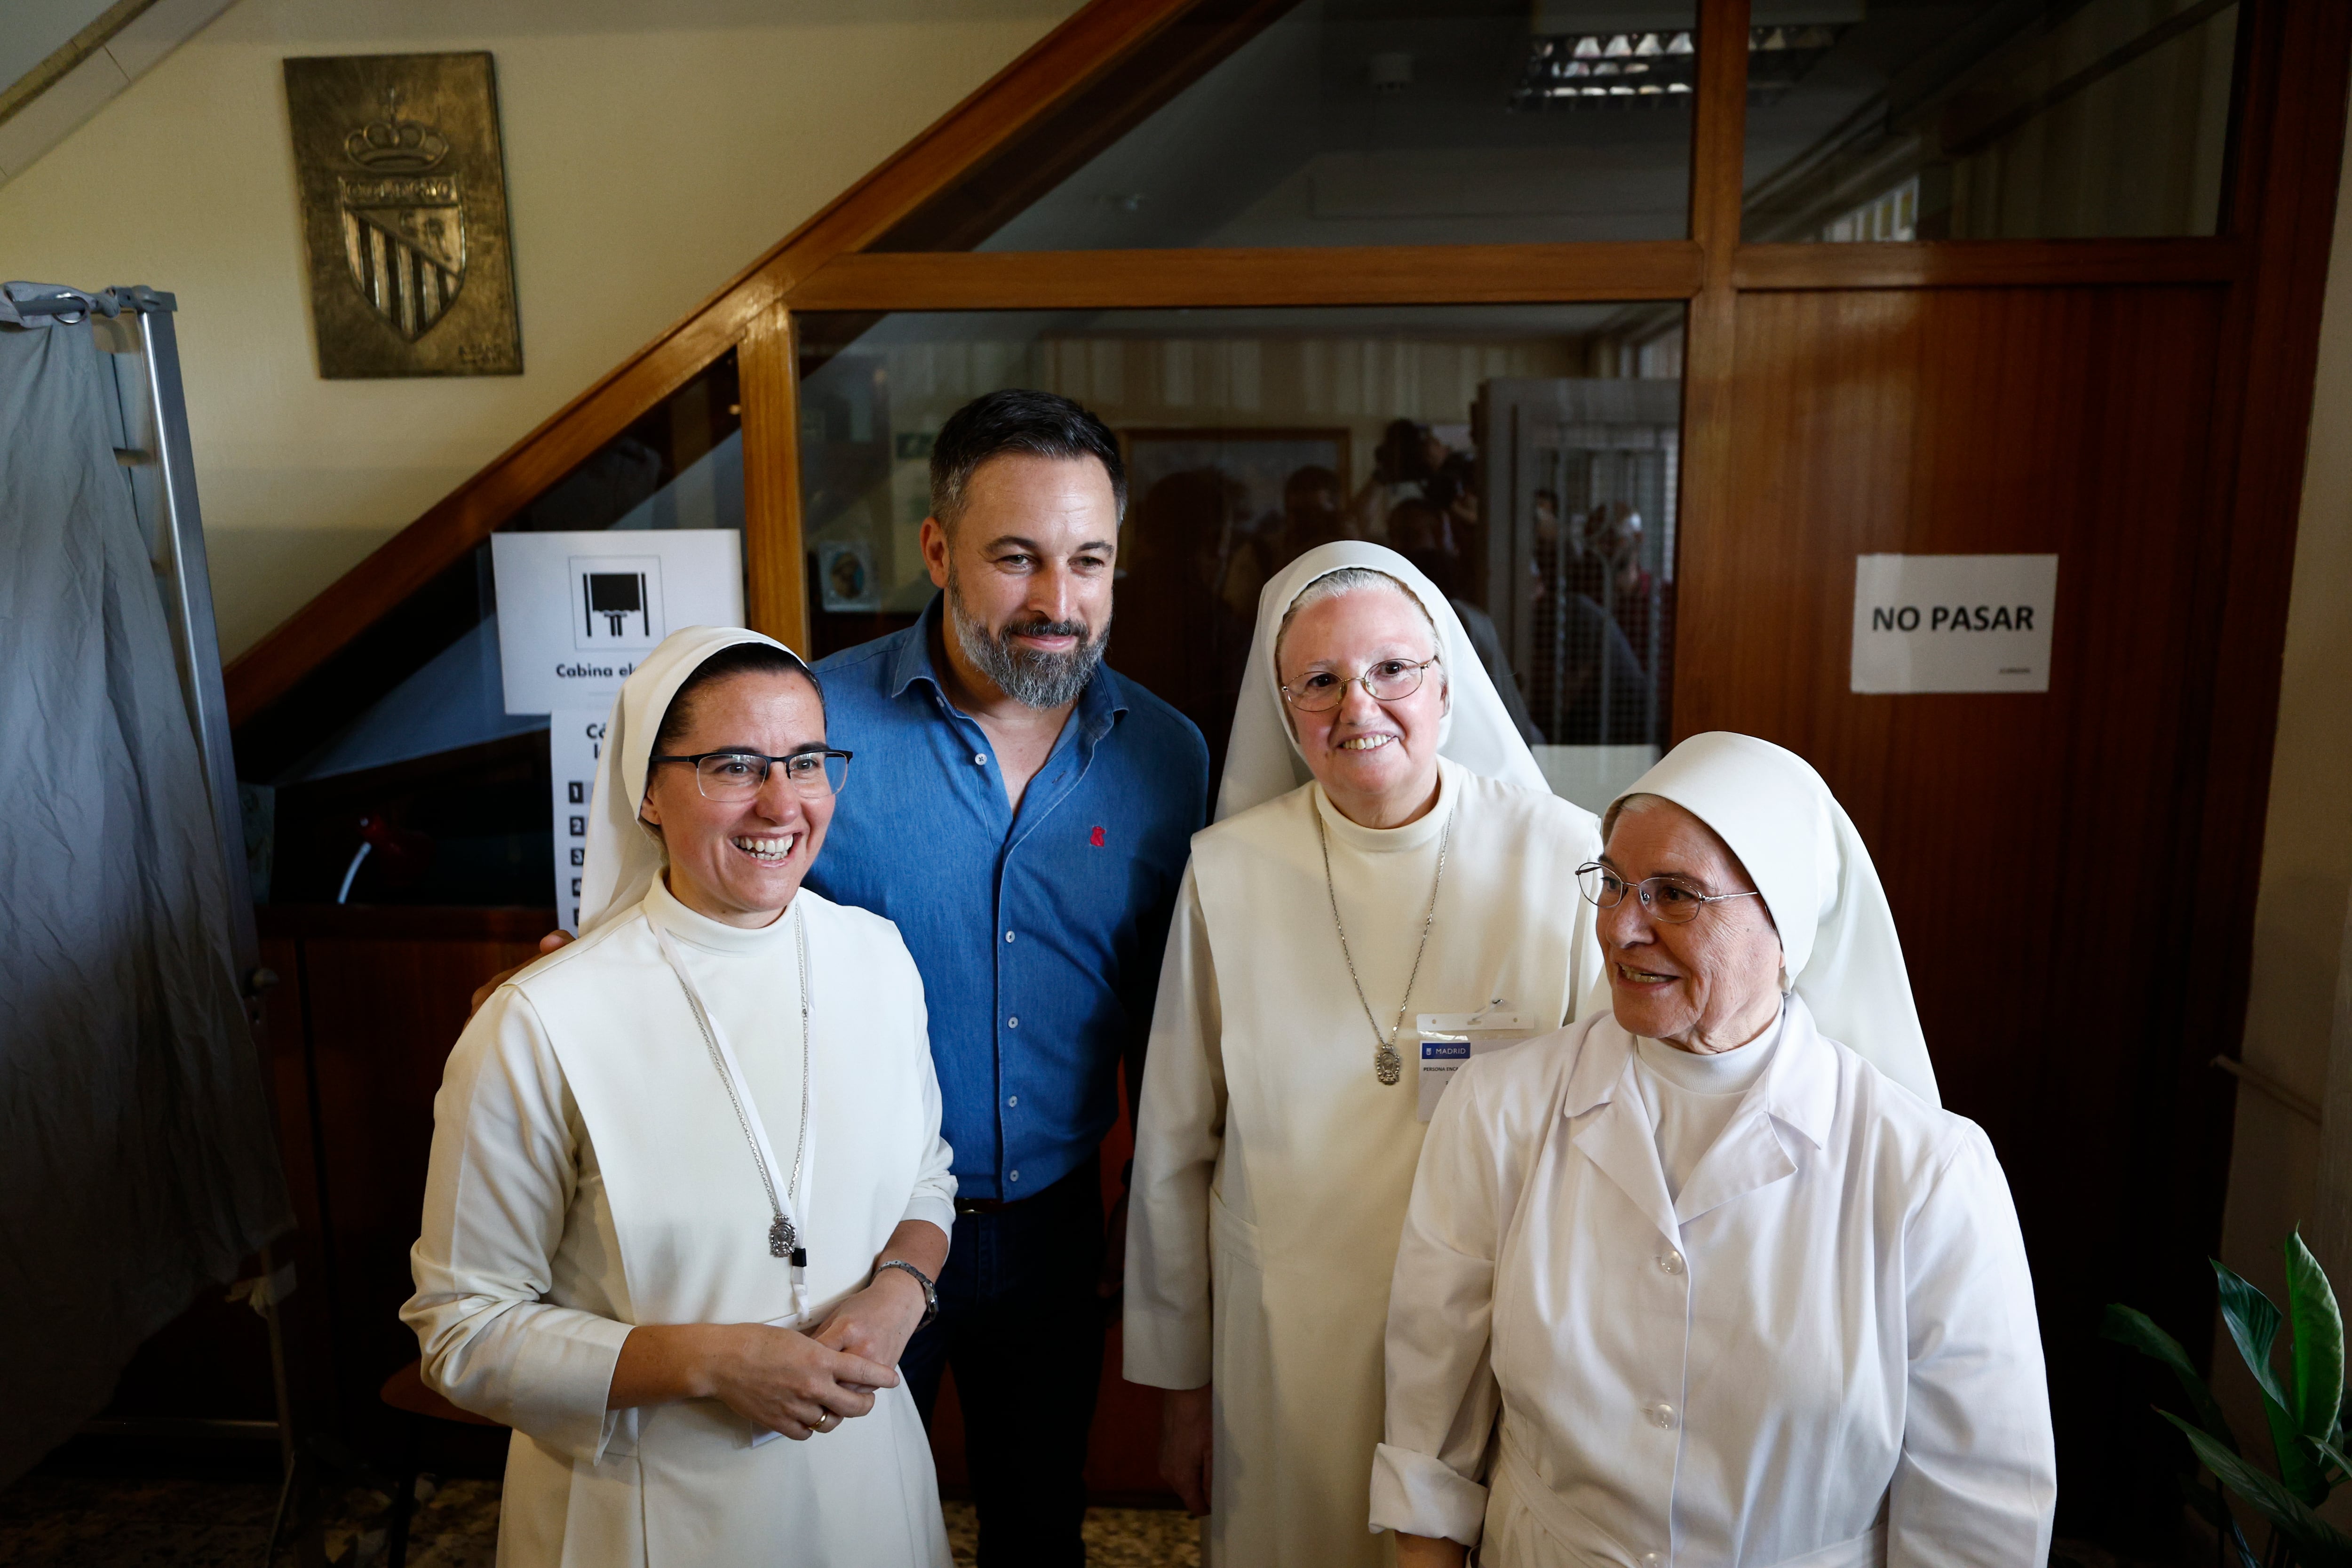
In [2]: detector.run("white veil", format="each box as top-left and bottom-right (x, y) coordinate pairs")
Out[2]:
(1217, 541), (1549, 820)
(1609, 732), (1939, 1106)
(575, 625), (812, 936)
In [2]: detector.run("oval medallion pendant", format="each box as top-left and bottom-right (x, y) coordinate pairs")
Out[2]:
(1375, 1046), (1403, 1086)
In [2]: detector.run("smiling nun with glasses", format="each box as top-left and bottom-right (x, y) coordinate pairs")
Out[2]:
(403, 628), (957, 1568)
(1126, 542), (1610, 1568)
(1374, 732), (2056, 1568)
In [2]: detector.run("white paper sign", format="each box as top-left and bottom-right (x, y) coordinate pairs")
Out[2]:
(1849, 553), (2058, 694)
(549, 711), (606, 932)
(492, 531), (744, 715)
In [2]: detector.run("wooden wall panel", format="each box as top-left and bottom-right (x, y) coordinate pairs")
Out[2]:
(1678, 282), (2230, 1529)
(267, 910), (550, 1447)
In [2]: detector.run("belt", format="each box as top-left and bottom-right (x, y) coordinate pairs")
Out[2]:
(953, 1154), (1099, 1216)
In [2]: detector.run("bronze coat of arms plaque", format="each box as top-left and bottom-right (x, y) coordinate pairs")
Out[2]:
(285, 53), (522, 378)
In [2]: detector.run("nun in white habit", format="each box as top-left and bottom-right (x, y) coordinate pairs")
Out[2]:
(1375, 732), (2055, 1568)
(1126, 542), (1608, 1568)
(403, 627), (957, 1568)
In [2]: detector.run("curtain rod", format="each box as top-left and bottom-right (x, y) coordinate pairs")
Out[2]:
(0, 282), (175, 323)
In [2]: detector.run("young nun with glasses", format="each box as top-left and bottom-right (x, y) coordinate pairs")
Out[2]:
(1375, 733), (2054, 1566)
(403, 627), (957, 1568)
(1125, 542), (1610, 1567)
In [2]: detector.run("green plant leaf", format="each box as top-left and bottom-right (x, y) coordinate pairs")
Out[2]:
(2163, 1412), (2352, 1568)
(2103, 1302), (2240, 1450)
(2288, 1229), (2345, 1447)
(2262, 1386), (2331, 1505)
(2215, 1260), (2288, 1410)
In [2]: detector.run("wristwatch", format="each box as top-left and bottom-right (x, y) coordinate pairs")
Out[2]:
(875, 1259), (938, 1327)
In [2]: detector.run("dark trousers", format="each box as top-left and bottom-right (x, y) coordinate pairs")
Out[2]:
(903, 1157), (1105, 1568)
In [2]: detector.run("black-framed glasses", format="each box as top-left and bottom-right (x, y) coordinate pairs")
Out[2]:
(1280, 655), (1441, 713)
(649, 749), (854, 800)
(1575, 861), (1764, 925)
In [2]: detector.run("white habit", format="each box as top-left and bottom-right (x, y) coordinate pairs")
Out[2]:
(1373, 997), (2056, 1565)
(1126, 758), (1605, 1567)
(404, 874), (958, 1568)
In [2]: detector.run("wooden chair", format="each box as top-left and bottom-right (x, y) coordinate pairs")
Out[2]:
(378, 1360), (503, 1568)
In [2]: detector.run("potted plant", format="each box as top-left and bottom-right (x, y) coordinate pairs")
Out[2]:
(2106, 1230), (2352, 1566)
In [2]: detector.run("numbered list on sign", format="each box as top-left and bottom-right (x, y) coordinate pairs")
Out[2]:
(549, 712), (606, 932)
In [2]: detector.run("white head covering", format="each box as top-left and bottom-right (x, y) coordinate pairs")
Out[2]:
(1607, 732), (1938, 1106)
(575, 625), (812, 936)
(1217, 541), (1549, 820)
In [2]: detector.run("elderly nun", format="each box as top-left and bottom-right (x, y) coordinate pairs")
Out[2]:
(403, 628), (957, 1568)
(1126, 542), (1609, 1567)
(1375, 732), (2055, 1567)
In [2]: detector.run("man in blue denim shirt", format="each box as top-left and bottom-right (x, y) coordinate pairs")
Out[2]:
(810, 391), (1208, 1565)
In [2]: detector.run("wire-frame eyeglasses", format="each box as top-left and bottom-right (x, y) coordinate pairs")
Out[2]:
(1574, 861), (1764, 924)
(649, 749), (854, 801)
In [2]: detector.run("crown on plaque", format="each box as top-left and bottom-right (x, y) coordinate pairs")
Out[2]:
(344, 90), (449, 170)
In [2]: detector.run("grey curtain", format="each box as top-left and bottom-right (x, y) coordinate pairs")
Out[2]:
(0, 296), (291, 1483)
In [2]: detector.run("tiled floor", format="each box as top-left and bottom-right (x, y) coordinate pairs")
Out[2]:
(0, 1467), (1198, 1566)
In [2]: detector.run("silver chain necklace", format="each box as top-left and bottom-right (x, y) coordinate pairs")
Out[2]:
(670, 905), (812, 1263)
(1317, 807), (1452, 1085)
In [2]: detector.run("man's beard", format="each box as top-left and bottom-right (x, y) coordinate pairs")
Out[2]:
(947, 570), (1110, 710)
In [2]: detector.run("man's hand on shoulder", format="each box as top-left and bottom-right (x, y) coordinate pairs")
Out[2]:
(469, 931), (573, 1017)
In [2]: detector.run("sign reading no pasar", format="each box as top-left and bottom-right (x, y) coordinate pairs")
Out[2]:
(1849, 554), (2058, 694)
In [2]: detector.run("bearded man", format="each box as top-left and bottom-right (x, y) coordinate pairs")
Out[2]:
(810, 390), (1210, 1565)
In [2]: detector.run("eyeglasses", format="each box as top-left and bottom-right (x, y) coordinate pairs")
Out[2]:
(649, 749), (855, 800)
(1574, 861), (1764, 924)
(1280, 655), (1440, 714)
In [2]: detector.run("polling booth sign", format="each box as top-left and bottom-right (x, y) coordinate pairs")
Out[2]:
(490, 531), (744, 715)
(491, 531), (745, 926)
(1849, 554), (2059, 694)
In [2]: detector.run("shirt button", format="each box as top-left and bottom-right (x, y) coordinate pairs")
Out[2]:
(1648, 1402), (1677, 1430)
(1005, 931), (1016, 943)
(1007, 1095), (1018, 1107)
(1007, 1016), (1019, 1028)
(974, 753), (987, 766)
(1008, 1170), (1021, 1184)
(1658, 1250), (1685, 1275)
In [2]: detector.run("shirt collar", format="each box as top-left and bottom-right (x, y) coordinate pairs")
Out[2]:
(890, 591), (1128, 744)
(1563, 995), (1837, 1148)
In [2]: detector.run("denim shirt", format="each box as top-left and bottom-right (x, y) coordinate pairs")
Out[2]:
(808, 597), (1209, 1202)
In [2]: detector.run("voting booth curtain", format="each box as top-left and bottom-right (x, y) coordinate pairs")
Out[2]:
(0, 300), (290, 1482)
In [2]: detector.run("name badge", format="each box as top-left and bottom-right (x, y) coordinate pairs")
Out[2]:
(1415, 1011), (1539, 1122)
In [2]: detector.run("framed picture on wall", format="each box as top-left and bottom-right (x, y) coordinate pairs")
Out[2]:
(816, 539), (882, 613)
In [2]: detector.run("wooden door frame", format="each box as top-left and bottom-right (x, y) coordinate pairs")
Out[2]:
(223, 0), (2318, 724)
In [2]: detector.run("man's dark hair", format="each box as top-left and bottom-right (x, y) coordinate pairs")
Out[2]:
(929, 389), (1126, 532)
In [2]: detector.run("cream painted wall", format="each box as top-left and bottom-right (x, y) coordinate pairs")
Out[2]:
(0, 0), (1082, 658)
(2207, 77), (2352, 1476)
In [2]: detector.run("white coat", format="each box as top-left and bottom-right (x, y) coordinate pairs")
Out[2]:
(1127, 760), (1604, 1567)
(403, 876), (957, 1568)
(1373, 999), (2054, 1567)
